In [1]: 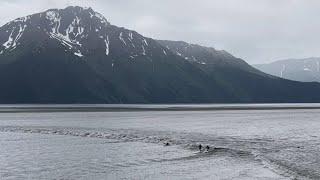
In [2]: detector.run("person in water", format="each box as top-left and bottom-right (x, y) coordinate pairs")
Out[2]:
(164, 142), (170, 146)
(198, 144), (202, 151)
(205, 145), (210, 152)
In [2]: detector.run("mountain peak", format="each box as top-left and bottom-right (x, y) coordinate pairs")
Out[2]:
(64, 6), (93, 11)
(0, 6), (113, 57)
(44, 6), (110, 26)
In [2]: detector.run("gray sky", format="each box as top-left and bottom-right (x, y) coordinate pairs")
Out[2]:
(1, 0), (320, 64)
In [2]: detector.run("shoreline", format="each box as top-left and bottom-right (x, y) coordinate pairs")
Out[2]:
(0, 104), (320, 113)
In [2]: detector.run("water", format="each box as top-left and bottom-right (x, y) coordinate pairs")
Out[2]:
(1, 104), (320, 179)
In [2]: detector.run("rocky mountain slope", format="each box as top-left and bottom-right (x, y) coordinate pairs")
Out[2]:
(0, 6), (320, 103)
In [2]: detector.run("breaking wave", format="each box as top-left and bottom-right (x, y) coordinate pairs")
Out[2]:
(0, 125), (315, 179)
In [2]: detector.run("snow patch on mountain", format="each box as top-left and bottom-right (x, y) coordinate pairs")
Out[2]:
(47, 11), (83, 49)
(14, 24), (27, 47)
(104, 36), (110, 55)
(142, 45), (146, 55)
(46, 11), (58, 21)
(280, 65), (286, 78)
(128, 32), (133, 40)
(163, 49), (167, 55)
(143, 38), (148, 46)
(1, 16), (29, 52)
(74, 51), (83, 57)
(127, 32), (136, 48)
(94, 12), (109, 25)
(2, 23), (27, 51)
(2, 28), (15, 49)
(44, 9), (99, 57)
(119, 32), (127, 46)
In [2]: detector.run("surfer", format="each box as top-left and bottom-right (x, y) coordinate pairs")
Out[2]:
(205, 145), (210, 152)
(198, 144), (202, 152)
(164, 142), (170, 146)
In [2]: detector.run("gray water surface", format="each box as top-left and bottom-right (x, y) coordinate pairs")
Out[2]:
(1, 104), (320, 179)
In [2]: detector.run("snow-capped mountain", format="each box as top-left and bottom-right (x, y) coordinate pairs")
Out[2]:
(1, 6), (320, 103)
(0, 6), (169, 62)
(254, 57), (320, 82)
(0, 6), (222, 103)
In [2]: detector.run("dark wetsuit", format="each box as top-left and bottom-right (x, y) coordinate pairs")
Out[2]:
(199, 144), (202, 151)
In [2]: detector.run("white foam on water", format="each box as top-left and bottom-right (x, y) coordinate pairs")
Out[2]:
(0, 129), (287, 180)
(0, 108), (320, 179)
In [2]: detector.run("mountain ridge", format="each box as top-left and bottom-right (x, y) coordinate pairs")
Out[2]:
(254, 57), (320, 82)
(0, 6), (320, 103)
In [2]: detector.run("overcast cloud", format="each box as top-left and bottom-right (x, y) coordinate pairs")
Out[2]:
(0, 0), (320, 64)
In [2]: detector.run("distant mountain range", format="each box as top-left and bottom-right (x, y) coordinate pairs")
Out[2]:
(1, 6), (320, 103)
(254, 57), (320, 82)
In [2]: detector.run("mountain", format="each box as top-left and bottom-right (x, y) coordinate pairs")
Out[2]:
(0, 6), (230, 103)
(0, 6), (320, 103)
(254, 57), (320, 82)
(157, 40), (266, 75)
(156, 41), (320, 102)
